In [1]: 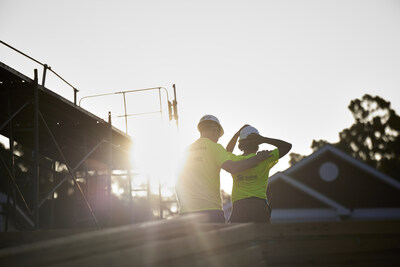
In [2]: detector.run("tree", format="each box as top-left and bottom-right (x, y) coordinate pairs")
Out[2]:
(289, 94), (400, 181)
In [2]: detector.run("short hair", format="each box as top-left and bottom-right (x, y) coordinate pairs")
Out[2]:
(238, 139), (259, 152)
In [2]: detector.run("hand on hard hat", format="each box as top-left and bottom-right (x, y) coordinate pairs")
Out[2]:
(239, 125), (259, 140)
(245, 133), (265, 145)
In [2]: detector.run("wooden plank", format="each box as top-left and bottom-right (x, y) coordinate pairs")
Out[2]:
(2, 219), (399, 266)
(254, 220), (400, 266)
(0, 214), (213, 266)
(0, 229), (95, 249)
(55, 223), (256, 267)
(258, 235), (400, 257)
(163, 245), (265, 267)
(264, 249), (399, 266)
(252, 220), (400, 238)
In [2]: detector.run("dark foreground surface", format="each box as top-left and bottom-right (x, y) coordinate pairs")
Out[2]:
(0, 216), (399, 266)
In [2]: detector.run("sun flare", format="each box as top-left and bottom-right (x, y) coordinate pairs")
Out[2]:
(130, 121), (183, 190)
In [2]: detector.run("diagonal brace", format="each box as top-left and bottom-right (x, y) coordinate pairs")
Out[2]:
(38, 111), (100, 228)
(38, 138), (106, 208)
(0, 155), (32, 216)
(0, 100), (31, 132)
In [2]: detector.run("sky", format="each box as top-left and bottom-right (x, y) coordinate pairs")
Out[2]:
(1, 0), (400, 193)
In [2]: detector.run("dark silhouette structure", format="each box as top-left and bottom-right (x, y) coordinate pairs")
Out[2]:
(0, 61), (133, 230)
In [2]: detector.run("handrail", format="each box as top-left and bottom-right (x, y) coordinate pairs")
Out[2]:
(78, 87), (169, 106)
(79, 87), (171, 134)
(0, 40), (79, 103)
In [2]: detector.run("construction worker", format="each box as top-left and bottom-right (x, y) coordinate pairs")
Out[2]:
(226, 125), (292, 223)
(175, 115), (272, 223)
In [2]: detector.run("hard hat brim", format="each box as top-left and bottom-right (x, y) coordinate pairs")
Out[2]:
(197, 120), (224, 137)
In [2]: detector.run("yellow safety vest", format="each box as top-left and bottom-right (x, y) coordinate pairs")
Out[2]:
(176, 138), (236, 213)
(231, 149), (279, 203)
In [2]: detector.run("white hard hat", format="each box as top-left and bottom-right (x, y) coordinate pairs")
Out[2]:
(197, 114), (224, 137)
(239, 126), (259, 140)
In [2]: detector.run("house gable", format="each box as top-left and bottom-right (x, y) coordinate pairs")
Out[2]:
(269, 145), (400, 221)
(288, 150), (400, 208)
(268, 178), (332, 209)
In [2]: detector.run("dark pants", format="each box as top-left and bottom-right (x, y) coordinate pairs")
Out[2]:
(182, 210), (226, 223)
(229, 197), (271, 223)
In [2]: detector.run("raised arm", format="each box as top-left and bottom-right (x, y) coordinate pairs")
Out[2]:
(248, 134), (292, 158)
(226, 132), (239, 153)
(226, 124), (249, 152)
(221, 150), (271, 174)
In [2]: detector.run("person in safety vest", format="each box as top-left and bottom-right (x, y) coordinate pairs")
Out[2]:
(175, 115), (272, 223)
(226, 125), (292, 223)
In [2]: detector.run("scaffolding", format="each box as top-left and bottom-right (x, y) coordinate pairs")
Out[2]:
(0, 40), (182, 231)
(0, 60), (139, 230)
(79, 86), (179, 221)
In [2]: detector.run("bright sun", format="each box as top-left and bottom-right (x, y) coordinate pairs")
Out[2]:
(115, 116), (234, 199)
(129, 120), (182, 195)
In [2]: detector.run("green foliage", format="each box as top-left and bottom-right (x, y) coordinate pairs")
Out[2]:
(288, 152), (306, 166)
(289, 94), (400, 181)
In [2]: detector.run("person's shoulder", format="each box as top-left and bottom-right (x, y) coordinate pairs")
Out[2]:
(230, 153), (255, 162)
(271, 148), (279, 157)
(265, 149), (279, 166)
(229, 153), (243, 162)
(188, 138), (200, 147)
(199, 137), (222, 148)
(214, 142), (228, 154)
(191, 138), (202, 145)
(242, 153), (256, 159)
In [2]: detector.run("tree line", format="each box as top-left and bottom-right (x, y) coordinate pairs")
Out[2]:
(289, 94), (400, 181)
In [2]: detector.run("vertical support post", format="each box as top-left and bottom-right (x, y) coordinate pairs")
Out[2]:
(158, 178), (163, 219)
(5, 88), (15, 231)
(158, 88), (162, 119)
(9, 129), (17, 231)
(173, 84), (179, 127)
(157, 88), (163, 219)
(83, 133), (90, 226)
(146, 176), (151, 221)
(128, 169), (133, 223)
(74, 89), (78, 105)
(50, 160), (56, 229)
(42, 64), (48, 87)
(122, 92), (128, 134)
(5, 157), (10, 232)
(4, 163), (10, 231)
(33, 69), (40, 229)
(107, 111), (112, 226)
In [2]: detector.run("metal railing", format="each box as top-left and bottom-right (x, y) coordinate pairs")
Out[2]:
(0, 40), (79, 104)
(79, 86), (178, 134)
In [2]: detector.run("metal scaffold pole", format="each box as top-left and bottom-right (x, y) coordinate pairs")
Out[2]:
(33, 69), (40, 229)
(107, 111), (113, 226)
(5, 88), (15, 231)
